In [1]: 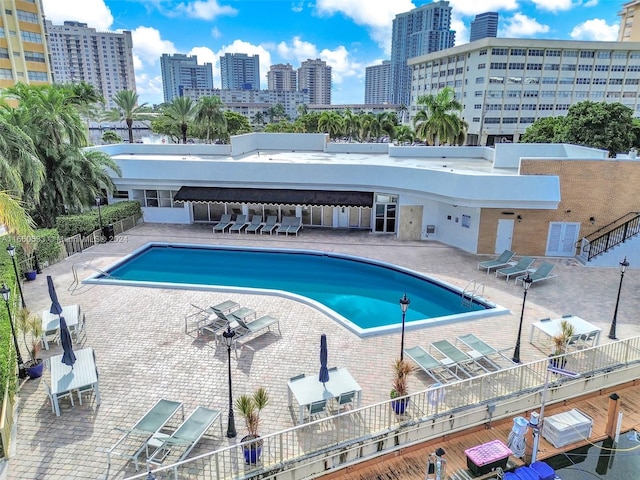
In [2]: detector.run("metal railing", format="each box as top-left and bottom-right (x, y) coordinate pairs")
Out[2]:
(127, 336), (640, 480)
(0, 381), (15, 458)
(580, 212), (640, 261)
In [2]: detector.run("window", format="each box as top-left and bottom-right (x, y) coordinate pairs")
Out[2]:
(521, 104), (537, 110)
(510, 48), (526, 56)
(597, 51), (611, 59)
(523, 90), (538, 97)
(563, 50), (578, 57)
(606, 92), (621, 98)
(504, 104), (519, 110)
(611, 65), (626, 72)
(472, 117), (480, 122)
(630, 52), (640, 59)
(487, 104), (501, 110)
(545, 50), (561, 57)
(506, 90), (520, 98)
(578, 64), (593, 71)
(27, 71), (47, 81)
(474, 104), (482, 109)
(626, 78), (640, 85)
(0, 48), (8, 59)
(479, 49), (487, 56)
(528, 49), (544, 56)
(478, 63), (486, 69)
(576, 78), (591, 84)
(580, 51), (595, 58)
(509, 63), (525, 69)
(592, 78), (607, 84)
(539, 104), (554, 110)
(555, 104), (570, 110)
(627, 65), (640, 71)
(507, 76), (522, 84)
(574, 91), (589, 98)
(489, 76), (504, 83)
(561, 64), (576, 71)
(613, 52), (627, 59)
(491, 48), (508, 55)
(20, 31), (43, 43)
(0, 68), (12, 79)
(132, 189), (183, 208)
(475, 77), (485, 84)
(484, 118), (500, 124)
(623, 91), (637, 98)
(559, 77), (574, 84)
(502, 117), (518, 124)
(609, 78), (624, 85)
(0, 27), (4, 38)
(490, 62), (506, 69)
(544, 63), (560, 70)
(24, 51), (45, 62)
(595, 64), (609, 71)
(542, 77), (557, 84)
(519, 117), (535, 123)
(16, 9), (38, 23)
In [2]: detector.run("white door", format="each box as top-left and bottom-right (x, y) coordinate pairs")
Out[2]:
(337, 207), (349, 228)
(495, 219), (514, 253)
(546, 222), (580, 256)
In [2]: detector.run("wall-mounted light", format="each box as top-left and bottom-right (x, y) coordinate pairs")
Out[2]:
(517, 215), (523, 223)
(565, 209), (572, 213)
(590, 216), (595, 225)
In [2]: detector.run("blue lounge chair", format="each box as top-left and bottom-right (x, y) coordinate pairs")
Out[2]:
(212, 214), (233, 233)
(276, 216), (294, 235)
(404, 345), (460, 383)
(244, 215), (263, 234)
(496, 256), (535, 282)
(515, 262), (557, 286)
(229, 214), (250, 233)
(287, 216), (303, 236)
(477, 250), (516, 274)
(260, 215), (279, 235)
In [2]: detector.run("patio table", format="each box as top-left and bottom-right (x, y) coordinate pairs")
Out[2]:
(287, 367), (362, 424)
(49, 347), (100, 417)
(528, 315), (602, 350)
(41, 304), (81, 349)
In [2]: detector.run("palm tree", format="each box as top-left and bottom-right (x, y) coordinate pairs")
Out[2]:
(0, 112), (43, 198)
(413, 87), (465, 146)
(394, 125), (415, 145)
(104, 90), (152, 144)
(267, 103), (286, 123)
(162, 97), (197, 144)
(194, 96), (227, 143)
(0, 191), (35, 236)
(318, 111), (343, 140)
(252, 111), (265, 127)
(297, 104), (309, 116)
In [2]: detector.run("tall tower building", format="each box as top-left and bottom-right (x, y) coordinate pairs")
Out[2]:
(220, 52), (260, 90)
(619, 0), (640, 41)
(364, 60), (391, 104)
(298, 58), (331, 105)
(160, 53), (214, 103)
(46, 20), (136, 108)
(390, 1), (455, 106)
(267, 63), (296, 91)
(0, 0), (52, 89)
(469, 12), (498, 42)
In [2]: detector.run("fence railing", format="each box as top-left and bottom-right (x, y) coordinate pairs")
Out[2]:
(0, 381), (15, 458)
(128, 336), (640, 480)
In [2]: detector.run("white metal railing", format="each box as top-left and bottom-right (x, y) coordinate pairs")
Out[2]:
(127, 336), (640, 480)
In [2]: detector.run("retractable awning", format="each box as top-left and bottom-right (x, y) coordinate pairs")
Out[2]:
(173, 187), (373, 207)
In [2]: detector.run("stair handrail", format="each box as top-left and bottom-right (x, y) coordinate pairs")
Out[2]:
(585, 213), (640, 261)
(582, 211), (640, 243)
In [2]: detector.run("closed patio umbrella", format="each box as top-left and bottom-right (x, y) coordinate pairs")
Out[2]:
(319, 334), (329, 385)
(47, 275), (62, 315)
(60, 315), (76, 368)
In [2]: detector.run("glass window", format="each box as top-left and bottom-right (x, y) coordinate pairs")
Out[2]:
(27, 71), (47, 81)
(509, 63), (524, 69)
(510, 48), (526, 55)
(24, 51), (45, 62)
(597, 51), (611, 59)
(490, 62), (507, 69)
(491, 48), (508, 55)
(563, 50), (578, 57)
(528, 49), (544, 56)
(579, 51), (595, 58)
(0, 47), (8, 59)
(16, 9), (38, 23)
(545, 50), (561, 57)
(20, 31), (42, 43)
(0, 68), (13, 79)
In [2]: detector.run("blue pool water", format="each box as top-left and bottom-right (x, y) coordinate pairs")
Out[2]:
(93, 243), (503, 336)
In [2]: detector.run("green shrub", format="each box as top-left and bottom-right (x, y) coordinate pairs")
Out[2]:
(33, 229), (62, 265)
(55, 200), (141, 237)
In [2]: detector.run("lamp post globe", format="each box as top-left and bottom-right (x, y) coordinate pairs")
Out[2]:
(608, 257), (629, 340)
(6, 244), (26, 308)
(399, 293), (410, 362)
(512, 274), (532, 364)
(222, 326), (237, 438)
(1, 284), (27, 379)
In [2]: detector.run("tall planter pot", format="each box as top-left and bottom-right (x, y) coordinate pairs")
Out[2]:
(241, 435), (263, 464)
(26, 359), (44, 379)
(391, 397), (409, 414)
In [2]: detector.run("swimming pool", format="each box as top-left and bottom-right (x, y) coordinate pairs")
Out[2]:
(88, 243), (507, 336)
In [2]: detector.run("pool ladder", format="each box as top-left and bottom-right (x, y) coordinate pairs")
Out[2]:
(462, 280), (485, 308)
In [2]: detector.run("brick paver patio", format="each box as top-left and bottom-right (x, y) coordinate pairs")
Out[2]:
(5, 224), (640, 479)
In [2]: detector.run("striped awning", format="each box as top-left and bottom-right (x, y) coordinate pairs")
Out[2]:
(173, 187), (373, 207)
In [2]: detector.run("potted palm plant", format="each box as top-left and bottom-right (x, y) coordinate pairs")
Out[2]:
(390, 358), (417, 414)
(236, 387), (269, 464)
(550, 319), (575, 369)
(15, 308), (44, 379)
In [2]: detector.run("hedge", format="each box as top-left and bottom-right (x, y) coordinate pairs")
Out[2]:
(55, 200), (142, 237)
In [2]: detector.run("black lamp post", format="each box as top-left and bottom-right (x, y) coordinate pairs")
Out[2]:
(6, 244), (26, 308)
(608, 257), (629, 340)
(1, 284), (27, 379)
(222, 325), (237, 438)
(96, 195), (104, 239)
(399, 293), (410, 361)
(512, 274), (533, 364)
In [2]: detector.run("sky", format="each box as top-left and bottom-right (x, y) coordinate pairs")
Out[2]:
(41, 0), (624, 106)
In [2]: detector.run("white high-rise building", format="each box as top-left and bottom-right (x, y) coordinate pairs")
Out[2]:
(267, 63), (297, 91)
(46, 20), (135, 108)
(298, 58), (331, 105)
(408, 38), (640, 146)
(161, 53), (214, 103)
(390, 1), (455, 106)
(619, 0), (640, 42)
(220, 53), (260, 90)
(365, 61), (391, 104)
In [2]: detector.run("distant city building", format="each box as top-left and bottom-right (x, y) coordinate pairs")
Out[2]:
(160, 53), (214, 103)
(267, 63), (297, 91)
(46, 20), (136, 108)
(390, 1), (455, 106)
(307, 104), (400, 117)
(469, 12), (498, 42)
(298, 58), (331, 105)
(408, 38), (640, 146)
(220, 53), (260, 90)
(181, 87), (309, 121)
(365, 61), (391, 104)
(619, 0), (640, 41)
(0, 0), (52, 89)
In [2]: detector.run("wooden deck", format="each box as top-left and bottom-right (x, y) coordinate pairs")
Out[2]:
(323, 380), (640, 480)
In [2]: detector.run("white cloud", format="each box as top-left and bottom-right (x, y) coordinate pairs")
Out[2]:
(277, 36), (318, 62)
(131, 26), (178, 68)
(41, 0), (113, 30)
(171, 0), (237, 20)
(570, 19), (618, 41)
(211, 27), (222, 39)
(583, 0), (598, 6)
(449, 0), (518, 16)
(530, 0), (575, 12)
(501, 13), (550, 37)
(451, 14), (468, 45)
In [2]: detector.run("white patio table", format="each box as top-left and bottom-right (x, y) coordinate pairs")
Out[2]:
(50, 347), (100, 417)
(529, 315), (602, 349)
(287, 367), (362, 424)
(41, 304), (81, 349)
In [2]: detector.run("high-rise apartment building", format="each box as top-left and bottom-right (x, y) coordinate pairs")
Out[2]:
(298, 58), (331, 105)
(46, 20), (135, 108)
(220, 52), (260, 90)
(390, 1), (455, 106)
(267, 63), (296, 91)
(408, 38), (640, 146)
(619, 0), (640, 41)
(469, 12), (499, 42)
(161, 53), (214, 103)
(364, 60), (391, 104)
(0, 0), (52, 89)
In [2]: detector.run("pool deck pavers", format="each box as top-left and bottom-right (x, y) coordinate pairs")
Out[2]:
(5, 223), (640, 479)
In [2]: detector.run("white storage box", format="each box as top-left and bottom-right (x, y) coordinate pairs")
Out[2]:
(542, 408), (593, 448)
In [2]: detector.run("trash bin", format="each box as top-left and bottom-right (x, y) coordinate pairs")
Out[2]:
(102, 224), (115, 242)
